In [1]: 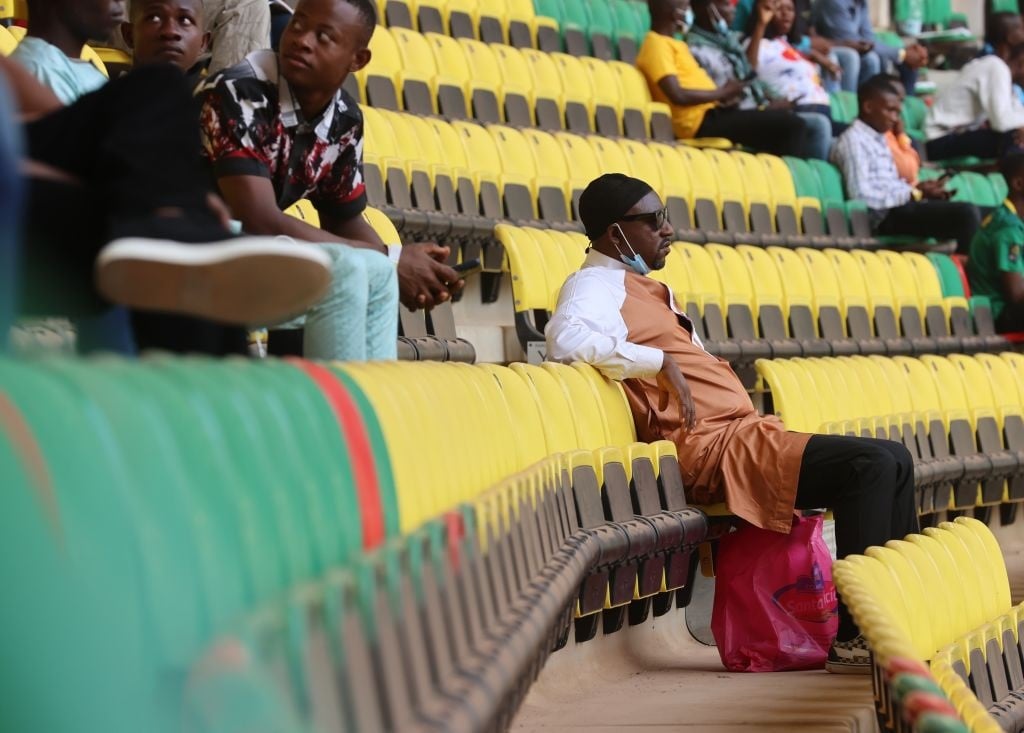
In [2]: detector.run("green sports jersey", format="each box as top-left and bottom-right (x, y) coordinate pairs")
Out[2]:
(968, 200), (1024, 320)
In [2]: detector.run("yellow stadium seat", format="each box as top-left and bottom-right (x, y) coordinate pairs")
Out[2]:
(578, 57), (624, 137)
(443, 0), (478, 38)
(571, 363), (637, 446)
(541, 362), (611, 448)
(451, 37), (504, 123)
(494, 225), (554, 354)
(587, 135), (633, 177)
(476, 364), (548, 466)
(284, 199), (321, 227)
(452, 120), (509, 220)
(7, 23), (24, 41)
(0, 25), (15, 55)
(554, 132), (603, 215)
(519, 47), (568, 131)
(510, 363), (581, 453)
(520, 129), (573, 223)
(550, 53), (595, 133)
(358, 26), (403, 110)
(608, 60), (673, 140)
(489, 44), (536, 127)
(79, 45), (108, 77)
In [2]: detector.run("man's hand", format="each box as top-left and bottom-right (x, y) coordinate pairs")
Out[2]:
(849, 39), (874, 54)
(718, 78), (747, 106)
(821, 57), (842, 77)
(917, 179), (952, 201)
(756, 0), (775, 28)
(903, 42), (928, 69)
(397, 243), (464, 310)
(656, 356), (697, 431)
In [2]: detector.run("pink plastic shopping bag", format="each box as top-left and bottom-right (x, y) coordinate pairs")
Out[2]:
(710, 514), (838, 672)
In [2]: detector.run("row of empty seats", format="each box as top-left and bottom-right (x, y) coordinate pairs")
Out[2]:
(833, 517), (1011, 732)
(758, 353), (1024, 520)
(361, 107), (951, 262)
(0, 356), (709, 731)
(498, 227), (1005, 365)
(351, 27), (672, 139)
(372, 0), (652, 63)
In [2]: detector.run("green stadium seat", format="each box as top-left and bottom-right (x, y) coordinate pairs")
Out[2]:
(612, 0), (643, 63)
(583, 0), (615, 60)
(557, 0), (590, 56)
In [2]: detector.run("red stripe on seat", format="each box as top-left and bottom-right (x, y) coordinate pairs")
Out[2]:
(291, 360), (385, 550)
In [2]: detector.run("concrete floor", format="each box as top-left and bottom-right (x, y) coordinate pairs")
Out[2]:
(511, 518), (1024, 732)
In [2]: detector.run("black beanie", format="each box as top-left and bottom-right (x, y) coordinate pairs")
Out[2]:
(578, 173), (655, 241)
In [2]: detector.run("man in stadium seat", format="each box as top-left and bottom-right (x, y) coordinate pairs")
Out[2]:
(832, 74), (981, 252)
(811, 0), (928, 93)
(686, 0), (833, 159)
(197, 0), (464, 361)
(926, 15), (1024, 162)
(10, 0), (121, 105)
(968, 153), (1024, 333)
(546, 172), (919, 675)
(3, 55), (332, 355)
(122, 0), (210, 79)
(636, 0), (809, 156)
(118, 0), (270, 74)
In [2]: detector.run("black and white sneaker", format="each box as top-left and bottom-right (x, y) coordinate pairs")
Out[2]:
(95, 237), (332, 326)
(826, 635), (872, 675)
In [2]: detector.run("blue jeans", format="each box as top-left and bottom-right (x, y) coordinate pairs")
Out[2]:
(831, 46), (862, 93)
(0, 77), (21, 354)
(796, 106), (834, 160)
(277, 243), (398, 361)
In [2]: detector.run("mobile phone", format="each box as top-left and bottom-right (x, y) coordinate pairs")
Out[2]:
(452, 258), (482, 279)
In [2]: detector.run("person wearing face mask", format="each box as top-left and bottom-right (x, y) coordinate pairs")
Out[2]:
(636, 0), (807, 156)
(546, 172), (920, 676)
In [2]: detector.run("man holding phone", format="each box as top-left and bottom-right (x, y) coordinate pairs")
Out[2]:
(636, 0), (808, 156)
(832, 75), (981, 252)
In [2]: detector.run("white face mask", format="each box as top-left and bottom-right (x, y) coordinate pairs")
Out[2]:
(612, 224), (651, 276)
(709, 4), (730, 34)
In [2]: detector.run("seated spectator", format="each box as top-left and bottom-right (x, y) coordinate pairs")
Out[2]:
(926, 14), (1024, 162)
(736, 0), (855, 92)
(744, 0), (839, 159)
(687, 0), (829, 159)
(968, 152), (1024, 333)
(637, 0), (808, 157)
(197, 0), (462, 361)
(831, 75), (981, 252)
(10, 0), (120, 105)
(812, 0), (928, 94)
(122, 0), (210, 79)
(91, 0), (127, 46)
(546, 172), (918, 674)
(885, 77), (921, 185)
(3, 55), (332, 355)
(117, 0), (270, 74)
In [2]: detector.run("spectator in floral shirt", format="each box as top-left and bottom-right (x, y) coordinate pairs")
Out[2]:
(197, 0), (462, 361)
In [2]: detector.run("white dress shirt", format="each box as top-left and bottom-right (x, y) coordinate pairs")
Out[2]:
(831, 119), (914, 213)
(545, 249), (705, 380)
(926, 55), (1024, 139)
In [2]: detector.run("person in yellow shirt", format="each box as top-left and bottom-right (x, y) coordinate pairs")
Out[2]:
(636, 0), (807, 156)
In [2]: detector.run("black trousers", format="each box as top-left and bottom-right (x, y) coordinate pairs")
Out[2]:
(794, 435), (919, 641)
(696, 107), (808, 157)
(22, 64), (246, 356)
(925, 129), (1017, 162)
(876, 200), (982, 254)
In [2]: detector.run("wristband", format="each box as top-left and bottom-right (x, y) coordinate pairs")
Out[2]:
(386, 243), (402, 263)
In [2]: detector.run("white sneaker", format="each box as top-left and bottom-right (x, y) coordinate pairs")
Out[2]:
(95, 237), (332, 326)
(826, 635), (872, 675)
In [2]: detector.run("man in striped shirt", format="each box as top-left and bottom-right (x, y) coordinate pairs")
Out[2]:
(831, 74), (981, 252)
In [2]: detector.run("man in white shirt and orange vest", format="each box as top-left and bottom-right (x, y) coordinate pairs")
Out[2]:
(546, 172), (919, 674)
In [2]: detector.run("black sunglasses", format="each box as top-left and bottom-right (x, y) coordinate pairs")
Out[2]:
(619, 207), (669, 230)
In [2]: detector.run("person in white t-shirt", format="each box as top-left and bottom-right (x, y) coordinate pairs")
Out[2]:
(925, 12), (1024, 161)
(744, 0), (837, 158)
